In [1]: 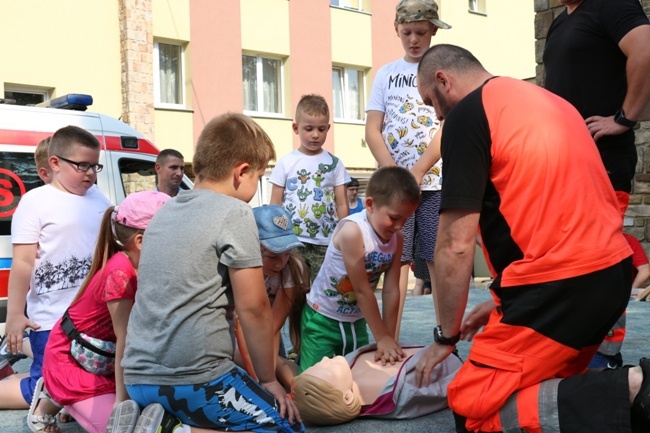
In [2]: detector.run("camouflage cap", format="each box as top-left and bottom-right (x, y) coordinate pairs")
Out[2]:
(395, 0), (452, 29)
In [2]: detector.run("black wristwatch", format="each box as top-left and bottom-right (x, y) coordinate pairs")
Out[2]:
(433, 325), (461, 346)
(614, 108), (637, 129)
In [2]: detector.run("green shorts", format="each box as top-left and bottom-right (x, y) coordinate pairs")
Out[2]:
(298, 305), (368, 373)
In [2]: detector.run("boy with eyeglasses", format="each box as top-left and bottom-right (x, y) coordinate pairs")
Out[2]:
(0, 125), (111, 413)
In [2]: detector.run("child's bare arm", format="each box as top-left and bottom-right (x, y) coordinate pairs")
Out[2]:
(6, 243), (39, 355)
(334, 184), (349, 219)
(365, 111), (397, 168)
(230, 266), (300, 422)
(411, 122), (443, 185)
(380, 232), (404, 340)
(270, 184), (285, 206)
(271, 286), (295, 335)
(271, 286), (294, 366)
(108, 299), (135, 405)
(336, 224), (404, 365)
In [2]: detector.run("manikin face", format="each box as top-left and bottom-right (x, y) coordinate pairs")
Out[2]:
(395, 21), (437, 63)
(301, 356), (357, 404)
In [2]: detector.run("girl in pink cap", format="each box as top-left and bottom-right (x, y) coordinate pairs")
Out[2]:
(28, 191), (170, 433)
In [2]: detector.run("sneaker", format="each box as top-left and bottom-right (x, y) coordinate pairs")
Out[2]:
(0, 333), (29, 366)
(633, 357), (650, 422)
(106, 400), (140, 433)
(133, 403), (182, 433)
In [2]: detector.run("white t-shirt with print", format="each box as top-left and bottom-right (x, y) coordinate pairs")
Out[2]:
(269, 149), (350, 246)
(366, 57), (442, 191)
(306, 210), (397, 322)
(11, 184), (111, 330)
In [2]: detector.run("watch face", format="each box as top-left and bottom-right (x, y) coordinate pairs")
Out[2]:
(615, 109), (636, 128)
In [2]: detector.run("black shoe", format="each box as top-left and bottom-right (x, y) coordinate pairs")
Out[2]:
(633, 357), (650, 422)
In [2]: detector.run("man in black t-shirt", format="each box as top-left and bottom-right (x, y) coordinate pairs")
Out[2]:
(544, 0), (650, 214)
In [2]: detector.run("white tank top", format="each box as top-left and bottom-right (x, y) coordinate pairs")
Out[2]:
(307, 210), (397, 322)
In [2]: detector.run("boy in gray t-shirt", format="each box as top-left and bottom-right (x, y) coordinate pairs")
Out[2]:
(110, 114), (304, 433)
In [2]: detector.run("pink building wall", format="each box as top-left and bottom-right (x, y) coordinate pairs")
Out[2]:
(189, 0), (243, 147)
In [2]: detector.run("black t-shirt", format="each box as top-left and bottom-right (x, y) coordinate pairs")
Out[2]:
(543, 0), (648, 191)
(543, 0), (649, 119)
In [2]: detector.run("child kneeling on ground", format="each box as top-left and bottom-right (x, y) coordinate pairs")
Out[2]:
(108, 113), (304, 433)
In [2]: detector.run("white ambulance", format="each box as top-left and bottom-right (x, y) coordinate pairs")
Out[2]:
(0, 94), (194, 330)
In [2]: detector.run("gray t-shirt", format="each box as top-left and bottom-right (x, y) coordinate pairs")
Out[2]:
(123, 190), (262, 386)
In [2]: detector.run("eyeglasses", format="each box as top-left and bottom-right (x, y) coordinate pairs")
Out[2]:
(56, 155), (104, 173)
(348, 187), (359, 191)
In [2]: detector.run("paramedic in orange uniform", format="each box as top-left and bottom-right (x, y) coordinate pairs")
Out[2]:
(414, 44), (650, 433)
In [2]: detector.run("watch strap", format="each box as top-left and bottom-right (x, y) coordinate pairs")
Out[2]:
(614, 108), (637, 129)
(433, 325), (461, 346)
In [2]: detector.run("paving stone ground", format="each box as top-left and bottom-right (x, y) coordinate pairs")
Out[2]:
(1, 283), (648, 433)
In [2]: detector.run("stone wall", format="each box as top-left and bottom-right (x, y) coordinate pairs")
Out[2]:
(118, 0), (154, 141)
(535, 0), (650, 253)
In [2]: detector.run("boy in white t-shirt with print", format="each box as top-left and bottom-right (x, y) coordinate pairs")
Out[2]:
(365, 0), (451, 337)
(270, 94), (350, 280)
(0, 126), (111, 412)
(298, 167), (420, 373)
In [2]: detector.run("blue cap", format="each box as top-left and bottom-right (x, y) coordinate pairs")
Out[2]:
(253, 205), (304, 253)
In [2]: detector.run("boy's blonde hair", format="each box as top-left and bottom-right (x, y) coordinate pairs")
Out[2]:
(295, 94), (330, 123)
(193, 113), (276, 182)
(48, 125), (101, 158)
(366, 166), (421, 207)
(34, 136), (52, 170)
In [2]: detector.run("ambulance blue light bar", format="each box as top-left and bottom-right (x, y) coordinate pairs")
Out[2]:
(38, 94), (93, 111)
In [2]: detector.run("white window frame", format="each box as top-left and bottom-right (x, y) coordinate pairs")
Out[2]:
(153, 40), (186, 109)
(3, 86), (50, 106)
(469, 0), (487, 15)
(242, 54), (284, 117)
(332, 66), (365, 123)
(330, 0), (367, 12)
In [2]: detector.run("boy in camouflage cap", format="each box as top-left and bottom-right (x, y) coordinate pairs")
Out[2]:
(365, 0), (450, 339)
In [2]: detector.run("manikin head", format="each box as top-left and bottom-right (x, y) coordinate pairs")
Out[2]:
(292, 356), (361, 425)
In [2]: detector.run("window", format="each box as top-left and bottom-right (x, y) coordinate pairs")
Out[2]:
(332, 67), (364, 121)
(469, 0), (487, 15)
(154, 41), (185, 107)
(117, 157), (190, 197)
(242, 55), (283, 115)
(3, 87), (49, 106)
(330, 0), (366, 12)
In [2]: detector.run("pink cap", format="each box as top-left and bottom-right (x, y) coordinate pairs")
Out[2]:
(113, 191), (170, 230)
